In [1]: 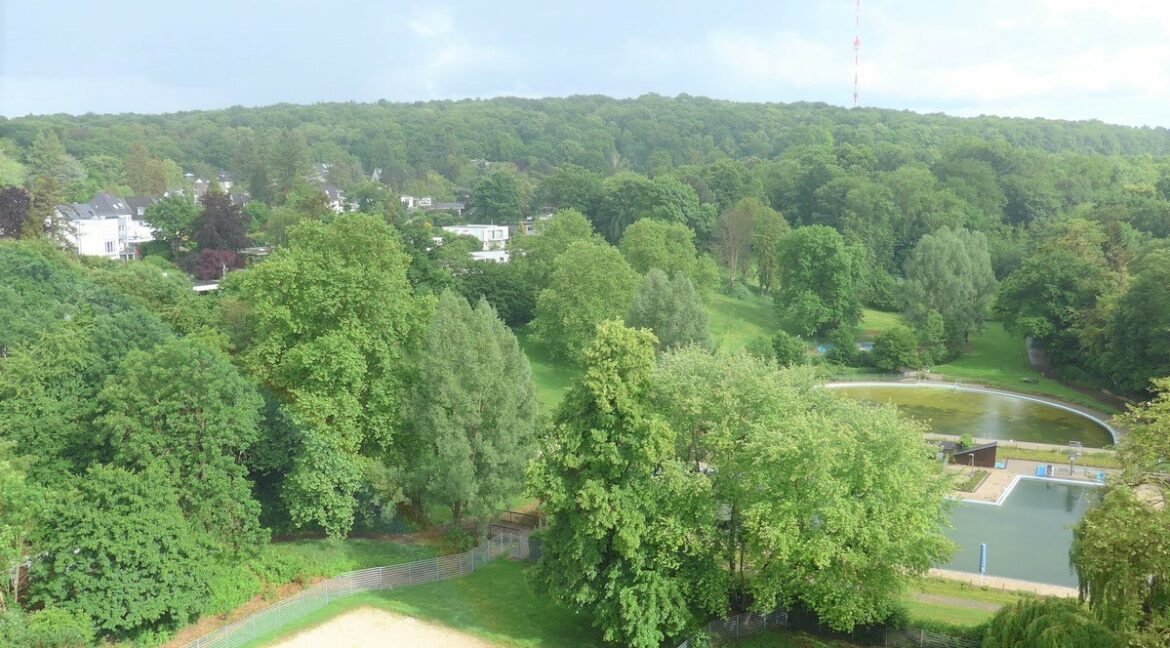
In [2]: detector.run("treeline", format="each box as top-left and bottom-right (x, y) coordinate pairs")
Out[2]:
(0, 218), (539, 645)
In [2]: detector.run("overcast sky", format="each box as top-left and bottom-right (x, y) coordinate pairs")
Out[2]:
(2, 0), (1169, 127)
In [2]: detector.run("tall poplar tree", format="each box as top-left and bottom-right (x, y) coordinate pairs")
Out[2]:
(407, 290), (538, 523)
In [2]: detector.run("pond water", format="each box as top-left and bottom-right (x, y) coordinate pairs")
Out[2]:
(830, 384), (1114, 448)
(942, 479), (1100, 586)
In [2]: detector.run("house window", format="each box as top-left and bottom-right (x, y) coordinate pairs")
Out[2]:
(105, 241), (115, 254)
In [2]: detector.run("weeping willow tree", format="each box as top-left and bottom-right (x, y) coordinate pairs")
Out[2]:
(983, 597), (1121, 648)
(1071, 378), (1170, 647)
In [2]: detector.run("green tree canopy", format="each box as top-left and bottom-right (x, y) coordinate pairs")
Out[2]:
(533, 239), (641, 360)
(28, 465), (213, 640)
(772, 225), (864, 337)
(871, 324), (920, 372)
(406, 291), (538, 523)
(618, 218), (718, 293)
(145, 193), (198, 255)
(902, 227), (997, 350)
(983, 597), (1121, 648)
(529, 322), (725, 648)
(473, 168), (525, 221)
(95, 337), (266, 553)
(625, 269), (710, 351)
(226, 213), (423, 536)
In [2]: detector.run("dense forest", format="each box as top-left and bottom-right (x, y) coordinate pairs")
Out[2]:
(2, 95), (1170, 647)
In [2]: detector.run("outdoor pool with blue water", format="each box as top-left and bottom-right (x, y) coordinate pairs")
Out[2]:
(941, 478), (1100, 587)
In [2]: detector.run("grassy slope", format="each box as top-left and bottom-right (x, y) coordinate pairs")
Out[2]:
(518, 291), (778, 414)
(857, 311), (1117, 412)
(707, 291), (778, 353)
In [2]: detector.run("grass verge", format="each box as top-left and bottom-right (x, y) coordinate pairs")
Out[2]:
(901, 578), (1021, 628)
(998, 446), (1121, 469)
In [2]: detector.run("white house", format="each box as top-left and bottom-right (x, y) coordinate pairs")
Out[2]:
(444, 224), (509, 251)
(470, 249), (510, 263)
(55, 192), (156, 260)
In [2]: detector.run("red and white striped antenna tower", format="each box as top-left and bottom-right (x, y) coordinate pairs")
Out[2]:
(853, 0), (862, 107)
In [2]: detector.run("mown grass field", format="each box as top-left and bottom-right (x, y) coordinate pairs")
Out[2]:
(900, 578), (1021, 628)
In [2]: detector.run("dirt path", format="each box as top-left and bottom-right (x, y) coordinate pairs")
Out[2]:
(271, 607), (501, 648)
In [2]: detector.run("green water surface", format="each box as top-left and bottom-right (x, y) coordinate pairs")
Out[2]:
(942, 479), (1099, 587)
(832, 385), (1113, 447)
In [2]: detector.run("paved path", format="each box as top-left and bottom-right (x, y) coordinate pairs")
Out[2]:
(927, 569), (1078, 598)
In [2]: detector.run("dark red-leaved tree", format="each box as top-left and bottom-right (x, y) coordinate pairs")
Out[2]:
(0, 186), (31, 239)
(183, 248), (241, 280)
(193, 189), (249, 252)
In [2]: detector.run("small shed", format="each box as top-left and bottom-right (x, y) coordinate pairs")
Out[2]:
(951, 442), (999, 468)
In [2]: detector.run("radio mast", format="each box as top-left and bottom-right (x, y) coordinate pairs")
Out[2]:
(853, 0), (862, 107)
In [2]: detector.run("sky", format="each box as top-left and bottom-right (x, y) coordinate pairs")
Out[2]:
(2, 0), (1170, 127)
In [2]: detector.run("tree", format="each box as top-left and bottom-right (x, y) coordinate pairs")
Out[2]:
(192, 189), (249, 252)
(406, 291), (537, 523)
(871, 324), (920, 372)
(473, 168), (524, 221)
(145, 193), (198, 255)
(1072, 378), (1170, 646)
(0, 444), (43, 612)
(716, 198), (762, 286)
(510, 209), (600, 293)
(0, 151), (25, 187)
(0, 186), (30, 239)
(983, 598), (1121, 648)
(533, 240), (642, 360)
(457, 259), (537, 326)
(651, 349), (953, 630)
(95, 338), (266, 553)
(28, 465), (213, 640)
(618, 218), (718, 293)
(773, 225), (864, 337)
(537, 164), (603, 215)
(770, 330), (807, 367)
(529, 322), (725, 647)
(1103, 251), (1170, 394)
(902, 227), (996, 350)
(595, 173), (712, 243)
(752, 204), (789, 294)
(625, 269), (710, 351)
(226, 214), (422, 537)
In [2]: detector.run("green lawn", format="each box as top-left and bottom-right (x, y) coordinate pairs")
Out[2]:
(266, 538), (437, 579)
(706, 291), (777, 352)
(932, 322), (1117, 412)
(515, 328), (580, 414)
(729, 632), (860, 647)
(858, 308), (904, 341)
(900, 578), (1021, 628)
(241, 560), (605, 648)
(517, 290), (778, 414)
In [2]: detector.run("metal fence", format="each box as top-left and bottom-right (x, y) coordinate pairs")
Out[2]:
(675, 608), (980, 648)
(183, 532), (526, 648)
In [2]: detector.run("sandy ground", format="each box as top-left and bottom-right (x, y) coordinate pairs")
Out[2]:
(928, 568), (1078, 597)
(271, 607), (502, 648)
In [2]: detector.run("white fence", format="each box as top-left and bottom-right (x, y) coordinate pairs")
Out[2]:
(184, 532), (525, 648)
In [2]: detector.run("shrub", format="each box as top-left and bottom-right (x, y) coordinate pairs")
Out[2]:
(24, 608), (95, 648)
(872, 324), (920, 372)
(983, 597), (1120, 647)
(771, 330), (808, 367)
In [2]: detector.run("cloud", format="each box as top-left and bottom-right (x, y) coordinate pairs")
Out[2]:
(408, 8), (453, 37)
(706, 31), (850, 90)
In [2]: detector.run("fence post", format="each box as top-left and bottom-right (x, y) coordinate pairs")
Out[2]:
(324, 578), (330, 604)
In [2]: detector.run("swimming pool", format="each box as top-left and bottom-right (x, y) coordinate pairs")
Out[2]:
(941, 478), (1100, 587)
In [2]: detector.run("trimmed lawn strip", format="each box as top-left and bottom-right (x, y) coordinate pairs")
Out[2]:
(515, 328), (579, 414)
(998, 446), (1121, 469)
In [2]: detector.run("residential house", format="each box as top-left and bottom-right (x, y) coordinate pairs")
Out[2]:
(55, 192), (155, 260)
(444, 224), (509, 251)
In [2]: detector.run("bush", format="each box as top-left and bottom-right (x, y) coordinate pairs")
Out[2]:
(824, 327), (859, 366)
(21, 608), (95, 648)
(771, 330), (808, 367)
(439, 528), (479, 554)
(983, 597), (1120, 647)
(203, 562), (262, 617)
(872, 325), (919, 372)
(248, 545), (310, 587)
